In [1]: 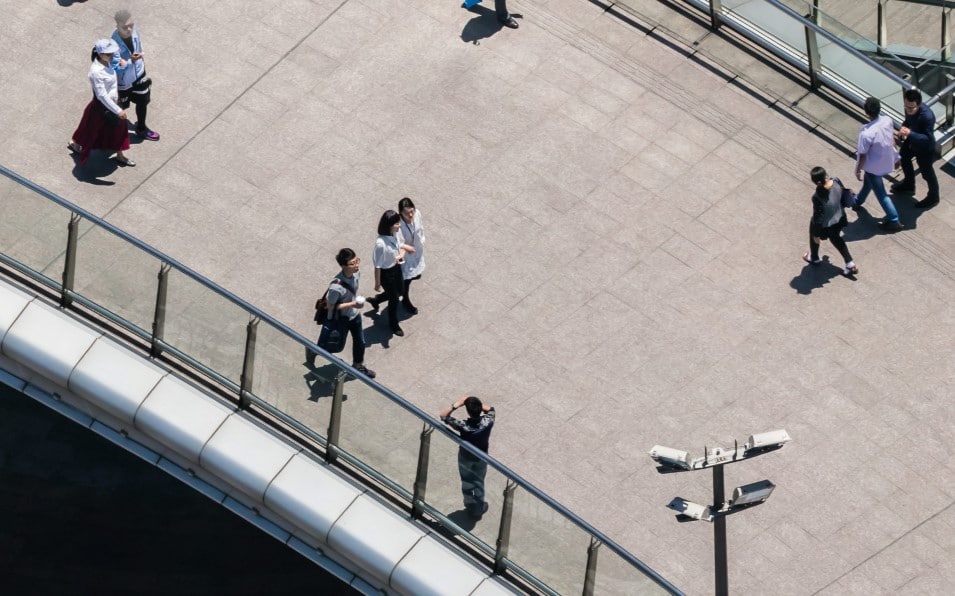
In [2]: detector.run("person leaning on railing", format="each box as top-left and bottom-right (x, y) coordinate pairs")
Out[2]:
(439, 396), (496, 520)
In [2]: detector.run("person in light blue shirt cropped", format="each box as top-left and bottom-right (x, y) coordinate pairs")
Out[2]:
(111, 9), (160, 141)
(853, 97), (901, 232)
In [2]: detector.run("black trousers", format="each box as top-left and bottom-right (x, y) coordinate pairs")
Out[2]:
(810, 225), (852, 264)
(372, 265), (403, 331)
(899, 145), (940, 199)
(495, 0), (509, 21)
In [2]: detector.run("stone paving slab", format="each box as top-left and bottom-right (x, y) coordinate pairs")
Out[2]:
(2, 0), (955, 594)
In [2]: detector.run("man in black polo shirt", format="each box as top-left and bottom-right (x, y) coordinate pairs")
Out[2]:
(440, 396), (496, 519)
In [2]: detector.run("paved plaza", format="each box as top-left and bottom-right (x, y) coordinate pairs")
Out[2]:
(2, 0), (955, 593)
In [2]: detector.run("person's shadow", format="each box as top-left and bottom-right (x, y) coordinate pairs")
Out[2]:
(461, 5), (521, 44)
(789, 256), (850, 294)
(447, 508), (480, 531)
(303, 362), (348, 402)
(69, 150), (119, 185)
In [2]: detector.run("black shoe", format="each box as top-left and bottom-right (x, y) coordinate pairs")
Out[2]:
(367, 297), (379, 313)
(468, 502), (490, 520)
(879, 219), (903, 232)
(843, 265), (859, 276)
(916, 196), (940, 209)
(499, 16), (519, 28)
(392, 327), (405, 337)
(891, 181), (915, 194)
(353, 364), (376, 379)
(403, 302), (418, 315)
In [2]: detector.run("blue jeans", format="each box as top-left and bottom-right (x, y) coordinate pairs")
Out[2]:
(856, 172), (899, 223)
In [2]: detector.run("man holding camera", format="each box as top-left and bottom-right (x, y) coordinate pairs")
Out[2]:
(439, 396), (496, 519)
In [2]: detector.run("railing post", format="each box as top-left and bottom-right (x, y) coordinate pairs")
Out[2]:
(583, 537), (601, 596)
(325, 372), (346, 464)
(494, 480), (518, 575)
(878, 0), (888, 50)
(150, 263), (170, 357)
(804, 9), (821, 90)
(60, 213), (80, 308)
(708, 0), (722, 30)
(946, 74), (955, 126)
(943, 7), (952, 62)
(239, 316), (258, 410)
(411, 424), (433, 520)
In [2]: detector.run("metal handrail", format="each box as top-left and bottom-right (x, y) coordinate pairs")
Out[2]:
(753, 0), (914, 88)
(0, 164), (682, 594)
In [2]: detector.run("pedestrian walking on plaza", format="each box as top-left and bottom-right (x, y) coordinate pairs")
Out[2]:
(464, 0), (520, 29)
(368, 210), (414, 337)
(307, 248), (375, 378)
(439, 396), (496, 519)
(804, 167), (858, 277)
(112, 10), (160, 141)
(893, 89), (939, 209)
(854, 97), (902, 232)
(67, 39), (135, 167)
(397, 197), (425, 315)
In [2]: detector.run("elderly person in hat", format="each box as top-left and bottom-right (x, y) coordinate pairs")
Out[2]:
(68, 38), (135, 167)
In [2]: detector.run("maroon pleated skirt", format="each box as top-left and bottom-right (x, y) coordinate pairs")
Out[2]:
(71, 99), (130, 164)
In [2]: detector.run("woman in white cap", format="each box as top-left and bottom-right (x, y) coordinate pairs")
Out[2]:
(67, 38), (135, 167)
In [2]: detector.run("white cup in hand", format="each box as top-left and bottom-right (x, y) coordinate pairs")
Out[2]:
(355, 295), (366, 306)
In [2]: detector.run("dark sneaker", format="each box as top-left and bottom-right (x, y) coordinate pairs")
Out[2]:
(916, 196), (940, 209)
(403, 302), (418, 315)
(392, 327), (405, 337)
(879, 220), (903, 232)
(499, 16), (519, 28)
(138, 128), (160, 141)
(467, 502), (490, 519)
(353, 364), (376, 379)
(843, 265), (859, 276)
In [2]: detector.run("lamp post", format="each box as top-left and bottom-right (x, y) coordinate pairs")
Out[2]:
(649, 430), (791, 596)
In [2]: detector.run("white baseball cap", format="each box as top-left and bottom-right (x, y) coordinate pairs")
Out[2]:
(94, 38), (120, 55)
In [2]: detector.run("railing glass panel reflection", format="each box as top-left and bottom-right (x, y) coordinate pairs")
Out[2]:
(0, 164), (681, 596)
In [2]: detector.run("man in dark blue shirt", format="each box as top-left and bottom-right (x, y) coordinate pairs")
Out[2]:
(893, 89), (940, 208)
(440, 396), (496, 519)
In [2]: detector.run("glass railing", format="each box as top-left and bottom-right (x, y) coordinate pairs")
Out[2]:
(0, 164), (682, 596)
(618, 0), (955, 143)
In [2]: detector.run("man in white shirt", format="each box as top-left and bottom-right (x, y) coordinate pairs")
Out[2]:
(853, 97), (902, 232)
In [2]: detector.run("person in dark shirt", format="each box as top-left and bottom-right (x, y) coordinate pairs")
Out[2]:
(439, 396), (495, 519)
(804, 166), (858, 277)
(893, 89), (939, 208)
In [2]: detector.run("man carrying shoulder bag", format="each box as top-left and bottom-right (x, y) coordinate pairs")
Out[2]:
(308, 248), (376, 379)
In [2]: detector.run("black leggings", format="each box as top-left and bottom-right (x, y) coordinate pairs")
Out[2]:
(372, 265), (403, 331)
(810, 225), (852, 264)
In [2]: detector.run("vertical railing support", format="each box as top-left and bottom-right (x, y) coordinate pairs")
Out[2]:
(582, 537), (601, 596)
(493, 480), (518, 575)
(805, 13), (821, 90)
(946, 74), (955, 126)
(325, 372), (346, 464)
(708, 0), (722, 30)
(239, 316), (259, 410)
(411, 424), (434, 520)
(942, 7), (952, 62)
(60, 213), (81, 308)
(150, 263), (170, 358)
(878, 0), (888, 50)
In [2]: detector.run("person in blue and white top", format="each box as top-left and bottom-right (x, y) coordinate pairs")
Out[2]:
(368, 210), (414, 337)
(396, 197), (426, 315)
(67, 38), (134, 167)
(112, 9), (159, 141)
